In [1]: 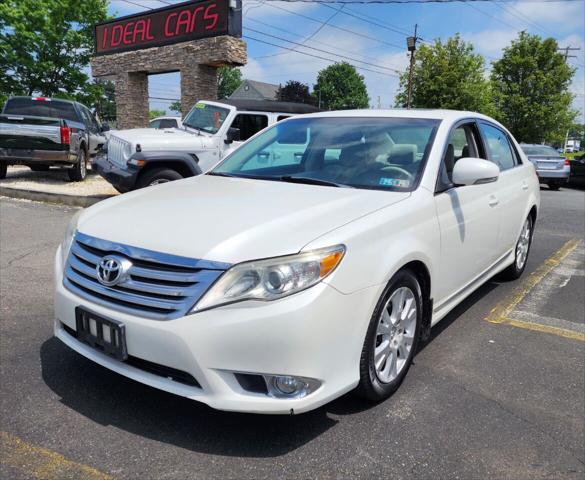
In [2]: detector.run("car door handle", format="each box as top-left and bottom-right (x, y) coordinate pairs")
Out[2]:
(522, 181), (528, 191)
(488, 196), (499, 207)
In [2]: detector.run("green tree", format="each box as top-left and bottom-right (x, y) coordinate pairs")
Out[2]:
(169, 101), (182, 114)
(491, 32), (577, 144)
(278, 80), (315, 104)
(395, 34), (494, 115)
(149, 109), (166, 120)
(314, 62), (369, 110)
(217, 67), (242, 99)
(0, 0), (110, 107)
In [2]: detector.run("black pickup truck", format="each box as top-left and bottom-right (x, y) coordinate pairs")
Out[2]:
(0, 96), (109, 181)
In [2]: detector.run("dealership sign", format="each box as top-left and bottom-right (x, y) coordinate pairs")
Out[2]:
(94, 0), (241, 55)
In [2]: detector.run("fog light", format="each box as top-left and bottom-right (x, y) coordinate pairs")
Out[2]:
(274, 376), (301, 395)
(264, 374), (321, 399)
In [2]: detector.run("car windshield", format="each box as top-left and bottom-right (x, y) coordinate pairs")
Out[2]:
(522, 145), (559, 157)
(182, 102), (229, 134)
(211, 117), (440, 191)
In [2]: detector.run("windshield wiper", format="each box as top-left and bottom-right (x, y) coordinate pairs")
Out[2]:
(278, 176), (353, 188)
(183, 123), (202, 135)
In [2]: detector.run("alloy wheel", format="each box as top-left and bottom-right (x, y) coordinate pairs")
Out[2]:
(373, 286), (417, 383)
(516, 218), (531, 270)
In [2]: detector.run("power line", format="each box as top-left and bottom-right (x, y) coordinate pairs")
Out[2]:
(261, 0), (584, 3)
(261, 2), (405, 50)
(246, 27), (402, 73)
(243, 35), (397, 77)
(494, 1), (557, 37)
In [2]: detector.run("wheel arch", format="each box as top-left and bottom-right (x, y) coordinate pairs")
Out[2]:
(395, 260), (433, 341)
(137, 161), (198, 180)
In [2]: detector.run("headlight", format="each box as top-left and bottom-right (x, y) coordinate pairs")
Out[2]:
(60, 210), (82, 267)
(192, 245), (345, 312)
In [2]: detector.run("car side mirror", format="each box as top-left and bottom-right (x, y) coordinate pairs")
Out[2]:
(452, 157), (500, 186)
(225, 127), (241, 144)
(101, 123), (110, 132)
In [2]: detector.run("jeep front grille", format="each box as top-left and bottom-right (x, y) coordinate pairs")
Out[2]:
(63, 232), (230, 320)
(107, 136), (130, 167)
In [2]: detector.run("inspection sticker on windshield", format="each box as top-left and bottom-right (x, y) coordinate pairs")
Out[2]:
(195, 103), (206, 109)
(379, 177), (410, 188)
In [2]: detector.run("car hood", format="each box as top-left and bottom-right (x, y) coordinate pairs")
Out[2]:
(111, 127), (210, 150)
(78, 175), (409, 264)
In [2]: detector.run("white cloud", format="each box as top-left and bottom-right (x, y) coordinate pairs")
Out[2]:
(504, 1), (585, 31)
(462, 29), (518, 58)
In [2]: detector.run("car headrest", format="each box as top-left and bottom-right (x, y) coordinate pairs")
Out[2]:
(339, 142), (369, 167)
(389, 144), (417, 165)
(461, 145), (470, 158)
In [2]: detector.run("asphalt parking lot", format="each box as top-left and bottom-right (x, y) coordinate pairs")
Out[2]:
(0, 187), (583, 480)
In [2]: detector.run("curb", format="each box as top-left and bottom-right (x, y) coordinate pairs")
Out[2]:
(0, 186), (114, 207)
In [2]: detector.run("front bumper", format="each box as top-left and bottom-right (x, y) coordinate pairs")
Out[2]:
(54, 248), (379, 414)
(93, 152), (137, 193)
(0, 147), (75, 164)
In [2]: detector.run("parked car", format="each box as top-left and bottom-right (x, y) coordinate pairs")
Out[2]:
(55, 109), (539, 414)
(149, 116), (182, 129)
(93, 99), (320, 192)
(520, 144), (570, 190)
(570, 152), (585, 178)
(0, 96), (108, 181)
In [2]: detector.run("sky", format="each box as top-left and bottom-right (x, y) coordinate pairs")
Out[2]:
(107, 0), (585, 120)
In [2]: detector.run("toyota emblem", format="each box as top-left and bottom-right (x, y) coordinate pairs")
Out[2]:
(96, 255), (131, 286)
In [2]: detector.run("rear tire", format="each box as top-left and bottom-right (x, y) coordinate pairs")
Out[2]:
(29, 165), (50, 172)
(548, 182), (561, 190)
(501, 215), (533, 280)
(356, 269), (422, 402)
(68, 149), (87, 182)
(0, 162), (7, 179)
(137, 168), (183, 188)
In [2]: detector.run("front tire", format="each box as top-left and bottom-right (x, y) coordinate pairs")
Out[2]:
(137, 168), (183, 188)
(68, 149), (87, 182)
(356, 269), (422, 401)
(501, 215), (533, 280)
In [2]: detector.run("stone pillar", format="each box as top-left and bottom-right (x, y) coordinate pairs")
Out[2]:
(114, 72), (149, 129)
(180, 64), (218, 118)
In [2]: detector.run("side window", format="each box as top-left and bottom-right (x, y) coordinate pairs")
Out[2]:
(159, 119), (177, 128)
(479, 123), (517, 171)
(230, 114), (268, 141)
(149, 120), (161, 129)
(438, 123), (481, 190)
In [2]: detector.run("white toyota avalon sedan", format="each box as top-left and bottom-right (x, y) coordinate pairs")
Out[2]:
(54, 110), (540, 414)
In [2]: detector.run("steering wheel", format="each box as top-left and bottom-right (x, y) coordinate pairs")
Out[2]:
(381, 165), (414, 181)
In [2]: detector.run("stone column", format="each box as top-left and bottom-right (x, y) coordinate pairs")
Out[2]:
(180, 64), (218, 118)
(114, 72), (149, 129)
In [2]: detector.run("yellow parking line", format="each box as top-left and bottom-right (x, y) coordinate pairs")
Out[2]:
(0, 431), (114, 480)
(485, 238), (584, 342)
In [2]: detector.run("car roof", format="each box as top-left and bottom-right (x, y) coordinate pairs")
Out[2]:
(218, 99), (320, 114)
(298, 108), (496, 121)
(8, 95), (77, 105)
(151, 116), (181, 121)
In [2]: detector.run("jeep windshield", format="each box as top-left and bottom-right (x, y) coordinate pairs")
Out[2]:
(183, 103), (229, 134)
(211, 117), (440, 191)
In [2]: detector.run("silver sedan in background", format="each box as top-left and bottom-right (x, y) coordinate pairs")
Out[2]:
(521, 144), (570, 190)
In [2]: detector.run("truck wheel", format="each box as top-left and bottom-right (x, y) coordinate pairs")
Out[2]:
(137, 168), (183, 188)
(68, 149), (87, 182)
(29, 165), (50, 172)
(0, 162), (7, 179)
(548, 182), (561, 190)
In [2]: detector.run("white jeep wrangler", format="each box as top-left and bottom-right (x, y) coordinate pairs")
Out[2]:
(93, 99), (319, 192)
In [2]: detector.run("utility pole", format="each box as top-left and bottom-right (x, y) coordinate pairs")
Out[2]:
(557, 45), (580, 62)
(406, 24), (419, 109)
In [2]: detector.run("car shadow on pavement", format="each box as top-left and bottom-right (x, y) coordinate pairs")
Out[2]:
(39, 337), (337, 458)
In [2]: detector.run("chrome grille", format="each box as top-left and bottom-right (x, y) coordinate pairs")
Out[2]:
(107, 136), (130, 167)
(63, 232), (230, 320)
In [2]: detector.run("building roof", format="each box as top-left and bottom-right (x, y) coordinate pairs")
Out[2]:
(229, 80), (279, 101)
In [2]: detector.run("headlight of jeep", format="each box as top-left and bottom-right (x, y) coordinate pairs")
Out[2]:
(122, 142), (132, 160)
(60, 210), (82, 268)
(192, 245), (345, 312)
